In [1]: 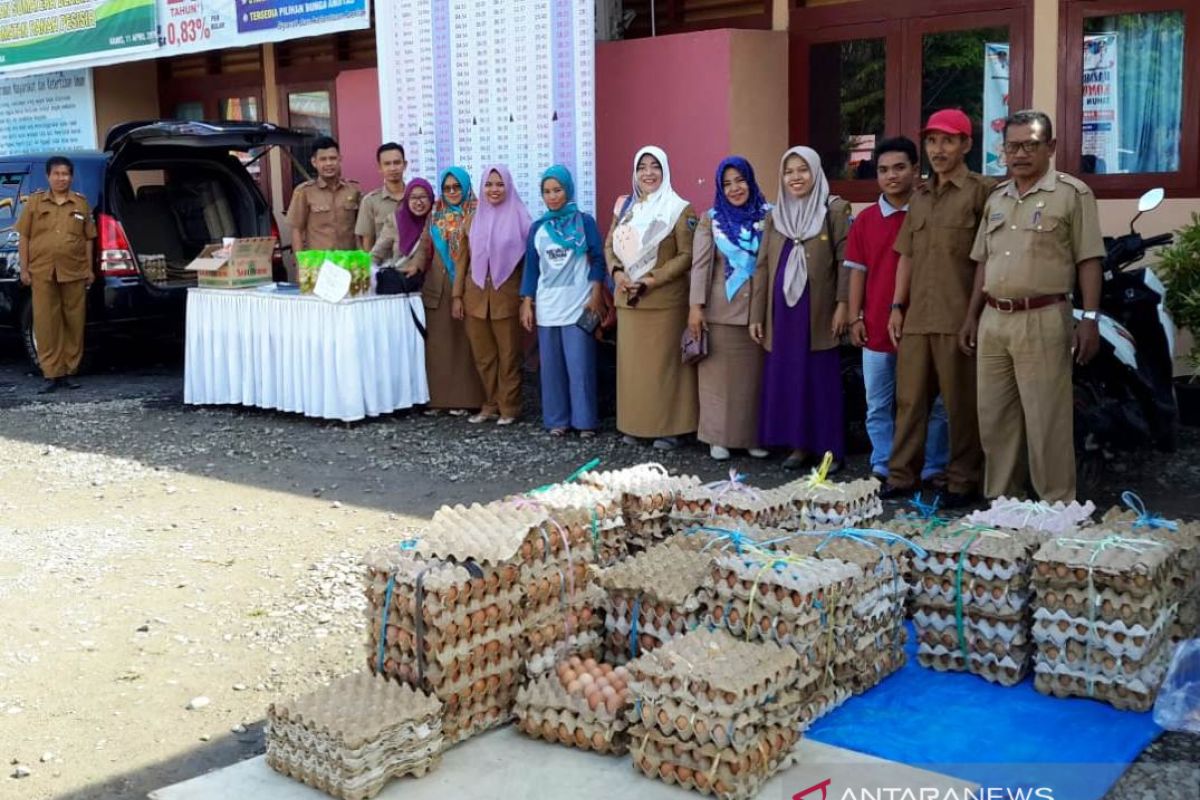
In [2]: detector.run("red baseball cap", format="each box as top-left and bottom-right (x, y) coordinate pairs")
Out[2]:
(923, 109), (973, 137)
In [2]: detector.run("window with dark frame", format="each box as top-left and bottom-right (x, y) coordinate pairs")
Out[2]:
(1059, 0), (1197, 198)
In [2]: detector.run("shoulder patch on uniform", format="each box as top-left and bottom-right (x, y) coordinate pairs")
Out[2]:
(686, 216), (698, 231)
(1056, 173), (1093, 195)
(989, 180), (1012, 194)
(295, 179), (314, 190)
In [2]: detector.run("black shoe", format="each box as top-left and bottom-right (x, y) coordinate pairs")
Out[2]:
(59, 377), (81, 390)
(879, 482), (915, 500)
(38, 379), (58, 394)
(940, 490), (982, 510)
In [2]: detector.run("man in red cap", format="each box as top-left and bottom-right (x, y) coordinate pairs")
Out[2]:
(883, 108), (996, 507)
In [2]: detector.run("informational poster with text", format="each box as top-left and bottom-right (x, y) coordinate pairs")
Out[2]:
(376, 0), (596, 217)
(1081, 33), (1120, 174)
(981, 43), (1010, 177)
(0, 69), (97, 153)
(0, 0), (158, 73)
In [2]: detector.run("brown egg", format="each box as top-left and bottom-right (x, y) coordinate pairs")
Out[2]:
(582, 657), (598, 671)
(568, 655), (583, 668)
(676, 766), (694, 785)
(657, 709), (671, 728)
(578, 672), (594, 686)
(586, 690), (602, 711)
(557, 723), (572, 743)
(541, 720), (556, 740)
(574, 728), (589, 748)
(561, 668), (578, 685)
(591, 731), (607, 750)
(659, 762), (675, 781)
(694, 771), (710, 790)
(601, 685), (616, 699)
(604, 694), (623, 715)
(614, 666), (629, 680)
(567, 679), (582, 694)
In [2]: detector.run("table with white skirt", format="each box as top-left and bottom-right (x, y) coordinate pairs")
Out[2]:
(184, 288), (429, 422)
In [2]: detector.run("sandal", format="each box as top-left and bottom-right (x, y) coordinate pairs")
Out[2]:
(468, 412), (498, 424)
(448, 409), (470, 417)
(549, 428), (569, 437)
(497, 416), (518, 426)
(578, 430), (597, 440)
(422, 408), (442, 417)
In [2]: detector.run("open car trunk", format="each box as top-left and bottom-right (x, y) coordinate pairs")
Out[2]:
(109, 154), (270, 288)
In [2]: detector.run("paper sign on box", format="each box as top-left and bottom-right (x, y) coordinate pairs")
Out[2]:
(186, 237), (275, 289)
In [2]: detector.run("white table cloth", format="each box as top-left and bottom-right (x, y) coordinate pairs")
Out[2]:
(184, 288), (429, 422)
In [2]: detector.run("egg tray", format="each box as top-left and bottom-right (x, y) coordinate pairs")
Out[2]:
(1032, 536), (1179, 599)
(707, 552), (862, 613)
(909, 576), (1031, 620)
(441, 696), (515, 744)
(1031, 584), (1171, 628)
(1031, 605), (1174, 659)
(630, 723), (800, 800)
(965, 497), (1096, 535)
(605, 601), (703, 642)
(525, 629), (604, 677)
(912, 608), (1028, 646)
(704, 597), (865, 658)
(1032, 635), (1171, 681)
(371, 617), (525, 679)
(667, 522), (793, 554)
(1032, 654), (1170, 712)
(915, 525), (1042, 563)
(911, 551), (1027, 583)
(374, 646), (524, 704)
(915, 622), (1034, 661)
(778, 478), (883, 529)
(414, 502), (553, 566)
(916, 646), (1031, 686)
(580, 464), (702, 520)
(798, 683), (852, 729)
(266, 748), (440, 800)
(781, 534), (915, 579)
(629, 690), (804, 753)
(367, 590), (524, 655)
(1100, 509), (1199, 562)
(516, 708), (630, 755)
(521, 562), (593, 618)
(595, 542), (714, 606)
(603, 625), (702, 667)
(364, 550), (525, 622)
(669, 486), (797, 530)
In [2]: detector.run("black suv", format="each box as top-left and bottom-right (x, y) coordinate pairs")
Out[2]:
(0, 121), (308, 367)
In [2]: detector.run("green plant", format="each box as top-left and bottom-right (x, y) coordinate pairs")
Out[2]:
(1156, 212), (1200, 370)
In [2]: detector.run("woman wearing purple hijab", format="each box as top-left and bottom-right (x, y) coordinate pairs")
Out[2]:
(453, 165), (532, 425)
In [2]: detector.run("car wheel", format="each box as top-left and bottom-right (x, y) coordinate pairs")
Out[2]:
(18, 297), (39, 371)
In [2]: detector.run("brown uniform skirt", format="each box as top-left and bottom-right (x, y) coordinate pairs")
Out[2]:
(616, 305), (698, 438)
(697, 322), (763, 449)
(425, 299), (486, 410)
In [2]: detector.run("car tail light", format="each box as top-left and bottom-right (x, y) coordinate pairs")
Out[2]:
(270, 217), (284, 271)
(99, 213), (138, 277)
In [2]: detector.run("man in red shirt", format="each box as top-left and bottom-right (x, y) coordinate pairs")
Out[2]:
(846, 137), (948, 485)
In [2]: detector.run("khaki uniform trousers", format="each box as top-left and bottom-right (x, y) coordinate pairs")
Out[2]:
(32, 276), (88, 379)
(888, 333), (983, 493)
(465, 314), (523, 418)
(976, 304), (1076, 502)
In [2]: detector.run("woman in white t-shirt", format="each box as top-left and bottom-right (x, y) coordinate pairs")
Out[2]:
(519, 165), (607, 437)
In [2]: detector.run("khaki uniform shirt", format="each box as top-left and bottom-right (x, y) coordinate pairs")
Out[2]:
(16, 190), (97, 282)
(452, 216), (524, 321)
(287, 177), (361, 250)
(355, 185), (406, 243)
(894, 168), (995, 335)
(970, 170), (1106, 298)
(603, 199), (698, 312)
(689, 214), (766, 326)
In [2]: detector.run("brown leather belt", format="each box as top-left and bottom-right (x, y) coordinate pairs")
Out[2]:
(985, 293), (1069, 313)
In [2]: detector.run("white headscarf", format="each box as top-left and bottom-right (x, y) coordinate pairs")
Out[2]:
(773, 146), (830, 307)
(611, 145), (689, 282)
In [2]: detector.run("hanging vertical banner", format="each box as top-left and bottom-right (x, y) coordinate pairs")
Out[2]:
(981, 43), (1010, 177)
(0, 0), (157, 72)
(376, 0), (596, 217)
(1081, 32), (1120, 174)
(0, 69), (96, 153)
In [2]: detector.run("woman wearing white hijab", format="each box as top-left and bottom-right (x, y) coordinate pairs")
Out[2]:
(605, 145), (699, 449)
(753, 146), (852, 470)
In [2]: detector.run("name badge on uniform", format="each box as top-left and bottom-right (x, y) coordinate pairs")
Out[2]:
(989, 212), (1004, 222)
(73, 212), (85, 220)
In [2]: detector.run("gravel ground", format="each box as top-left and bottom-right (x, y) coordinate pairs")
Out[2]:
(0, 344), (1196, 799)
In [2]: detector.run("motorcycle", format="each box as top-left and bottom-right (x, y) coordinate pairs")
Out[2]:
(1074, 187), (1177, 459)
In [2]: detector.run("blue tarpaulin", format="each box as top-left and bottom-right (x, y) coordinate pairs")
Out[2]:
(806, 624), (1162, 800)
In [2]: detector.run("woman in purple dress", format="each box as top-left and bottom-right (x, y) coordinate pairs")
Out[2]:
(754, 146), (852, 471)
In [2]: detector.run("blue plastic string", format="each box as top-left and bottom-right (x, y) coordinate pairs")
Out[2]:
(1122, 491), (1178, 531)
(630, 595), (643, 659)
(375, 573), (397, 674)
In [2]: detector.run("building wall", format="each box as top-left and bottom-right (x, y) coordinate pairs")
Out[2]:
(729, 29), (789, 199)
(92, 61), (160, 148)
(334, 68), (383, 191)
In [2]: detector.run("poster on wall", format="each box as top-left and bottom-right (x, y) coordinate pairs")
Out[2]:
(1081, 33), (1120, 174)
(157, 0), (370, 58)
(0, 0), (157, 73)
(0, 69), (97, 153)
(981, 43), (1010, 177)
(376, 0), (596, 217)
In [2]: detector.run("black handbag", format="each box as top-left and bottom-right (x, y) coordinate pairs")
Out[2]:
(375, 266), (424, 295)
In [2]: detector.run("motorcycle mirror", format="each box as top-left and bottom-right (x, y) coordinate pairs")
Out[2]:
(1137, 188), (1164, 213)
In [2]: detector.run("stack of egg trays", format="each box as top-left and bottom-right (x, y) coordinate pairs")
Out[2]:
(781, 532), (914, 694)
(266, 672), (443, 800)
(513, 482), (628, 567)
(776, 478), (883, 531)
(1100, 505), (1200, 640)
(625, 629), (804, 800)
(594, 541), (713, 665)
(965, 496), (1096, 537)
(1031, 531), (1180, 711)
(579, 463), (702, 552)
(522, 581), (606, 678)
(364, 545), (525, 745)
(514, 670), (632, 755)
(666, 520), (793, 554)
(909, 525), (1042, 686)
(669, 483), (797, 533)
(699, 549), (862, 728)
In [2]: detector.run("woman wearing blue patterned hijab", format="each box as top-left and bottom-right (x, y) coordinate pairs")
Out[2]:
(688, 155), (771, 462)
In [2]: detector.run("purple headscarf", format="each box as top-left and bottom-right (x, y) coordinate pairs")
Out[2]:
(394, 178), (434, 256)
(469, 164), (531, 288)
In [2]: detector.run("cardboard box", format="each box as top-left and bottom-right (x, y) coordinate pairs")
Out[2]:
(186, 237), (275, 289)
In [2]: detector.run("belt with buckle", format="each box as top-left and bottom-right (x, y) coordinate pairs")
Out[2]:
(985, 293), (1069, 313)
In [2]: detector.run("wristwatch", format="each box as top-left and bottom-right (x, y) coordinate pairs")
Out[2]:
(1080, 310), (1100, 322)
(890, 302), (905, 311)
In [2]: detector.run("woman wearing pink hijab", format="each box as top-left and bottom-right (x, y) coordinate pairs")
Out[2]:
(452, 164), (532, 425)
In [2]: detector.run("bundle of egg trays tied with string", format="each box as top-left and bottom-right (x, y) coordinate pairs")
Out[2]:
(580, 463), (702, 552)
(965, 496), (1096, 536)
(365, 502), (590, 744)
(626, 629), (804, 800)
(594, 541), (713, 665)
(780, 531), (916, 695)
(668, 479), (797, 533)
(511, 481), (628, 568)
(266, 672), (443, 800)
(1031, 531), (1181, 711)
(699, 545), (862, 728)
(777, 475), (883, 531)
(1099, 504), (1200, 640)
(909, 525), (1043, 686)
(514, 654), (635, 755)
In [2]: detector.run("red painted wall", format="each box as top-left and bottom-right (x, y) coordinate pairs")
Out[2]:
(335, 68), (383, 190)
(595, 30), (734, 228)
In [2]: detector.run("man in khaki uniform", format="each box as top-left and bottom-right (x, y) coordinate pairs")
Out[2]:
(884, 109), (994, 506)
(16, 156), (96, 394)
(287, 136), (361, 255)
(355, 142), (408, 252)
(963, 110), (1104, 502)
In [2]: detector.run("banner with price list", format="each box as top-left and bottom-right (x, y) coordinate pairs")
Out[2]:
(156, 0), (369, 58)
(0, 0), (158, 73)
(376, 0), (596, 218)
